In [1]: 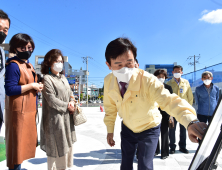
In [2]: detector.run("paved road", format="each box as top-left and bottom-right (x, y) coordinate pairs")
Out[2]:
(0, 107), (222, 170)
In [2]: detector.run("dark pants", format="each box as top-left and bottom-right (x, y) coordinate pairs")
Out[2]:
(156, 112), (169, 157)
(169, 117), (186, 150)
(197, 114), (212, 124)
(121, 122), (160, 170)
(9, 164), (21, 170)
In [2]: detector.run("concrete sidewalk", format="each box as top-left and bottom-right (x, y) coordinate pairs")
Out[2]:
(0, 107), (222, 170)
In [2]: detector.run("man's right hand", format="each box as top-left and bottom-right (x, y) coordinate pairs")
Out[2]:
(107, 133), (115, 147)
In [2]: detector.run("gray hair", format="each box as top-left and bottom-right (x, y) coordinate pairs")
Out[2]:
(202, 71), (213, 78)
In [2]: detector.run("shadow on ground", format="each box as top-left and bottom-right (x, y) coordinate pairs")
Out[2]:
(26, 149), (138, 167)
(28, 158), (47, 164)
(74, 149), (126, 167)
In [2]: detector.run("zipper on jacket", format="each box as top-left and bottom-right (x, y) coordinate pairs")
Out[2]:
(208, 93), (210, 117)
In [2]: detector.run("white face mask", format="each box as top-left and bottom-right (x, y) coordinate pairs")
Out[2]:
(203, 79), (212, 86)
(158, 78), (165, 83)
(173, 73), (181, 79)
(112, 67), (135, 83)
(53, 62), (63, 73)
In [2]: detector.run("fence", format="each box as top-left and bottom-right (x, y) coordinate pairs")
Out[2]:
(181, 63), (222, 92)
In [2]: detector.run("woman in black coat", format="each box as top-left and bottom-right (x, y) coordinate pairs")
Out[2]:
(154, 69), (173, 159)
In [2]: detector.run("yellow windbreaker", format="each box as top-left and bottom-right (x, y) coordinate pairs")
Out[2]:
(103, 68), (197, 133)
(166, 78), (193, 105)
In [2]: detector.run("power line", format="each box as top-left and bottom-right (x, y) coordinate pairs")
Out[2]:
(88, 60), (108, 73)
(91, 58), (108, 70)
(200, 53), (221, 65)
(8, 13), (87, 57)
(11, 24), (84, 58)
(187, 54), (201, 72)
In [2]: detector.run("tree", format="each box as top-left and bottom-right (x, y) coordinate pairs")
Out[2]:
(80, 93), (83, 101)
(100, 95), (103, 101)
(88, 95), (90, 101)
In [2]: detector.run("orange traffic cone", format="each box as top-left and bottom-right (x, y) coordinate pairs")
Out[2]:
(100, 105), (104, 112)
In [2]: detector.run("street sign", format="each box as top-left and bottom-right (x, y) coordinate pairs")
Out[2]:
(67, 77), (76, 84)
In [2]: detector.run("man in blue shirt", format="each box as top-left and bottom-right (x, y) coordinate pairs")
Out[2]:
(0, 9), (10, 131)
(195, 71), (220, 124)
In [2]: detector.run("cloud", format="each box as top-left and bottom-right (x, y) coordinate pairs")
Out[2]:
(201, 10), (209, 15)
(199, 9), (222, 24)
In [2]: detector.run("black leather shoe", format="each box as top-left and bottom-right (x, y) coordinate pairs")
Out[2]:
(161, 156), (168, 159)
(170, 149), (175, 154)
(154, 152), (159, 156)
(179, 148), (189, 154)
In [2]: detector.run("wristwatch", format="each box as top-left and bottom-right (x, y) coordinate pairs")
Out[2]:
(187, 119), (200, 129)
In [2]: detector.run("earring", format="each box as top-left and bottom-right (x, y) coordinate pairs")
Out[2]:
(49, 67), (52, 74)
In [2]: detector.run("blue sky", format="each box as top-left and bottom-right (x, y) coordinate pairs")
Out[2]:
(2, 0), (222, 87)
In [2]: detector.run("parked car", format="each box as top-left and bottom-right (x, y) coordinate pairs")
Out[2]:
(96, 100), (101, 103)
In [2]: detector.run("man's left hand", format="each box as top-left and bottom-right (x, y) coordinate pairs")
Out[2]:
(188, 122), (207, 143)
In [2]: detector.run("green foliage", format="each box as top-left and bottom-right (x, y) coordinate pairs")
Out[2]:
(80, 93), (83, 100)
(0, 143), (6, 161)
(98, 94), (101, 99)
(100, 95), (104, 101)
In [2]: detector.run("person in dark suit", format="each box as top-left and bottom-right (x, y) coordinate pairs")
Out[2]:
(154, 69), (173, 159)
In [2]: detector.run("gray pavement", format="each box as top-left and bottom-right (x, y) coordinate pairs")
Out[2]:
(0, 107), (222, 170)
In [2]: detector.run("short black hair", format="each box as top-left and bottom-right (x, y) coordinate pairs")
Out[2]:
(0, 9), (11, 27)
(173, 65), (183, 71)
(105, 38), (137, 65)
(9, 33), (35, 53)
(154, 69), (168, 79)
(135, 58), (138, 64)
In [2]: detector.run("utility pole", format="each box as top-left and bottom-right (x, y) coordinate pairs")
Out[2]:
(188, 54), (200, 83)
(82, 56), (92, 107)
(78, 75), (81, 106)
(188, 54), (200, 72)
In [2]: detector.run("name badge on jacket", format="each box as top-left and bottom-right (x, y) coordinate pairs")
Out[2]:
(180, 88), (183, 93)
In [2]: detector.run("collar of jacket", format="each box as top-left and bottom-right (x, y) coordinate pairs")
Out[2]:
(201, 82), (214, 88)
(108, 68), (140, 102)
(50, 72), (62, 78)
(172, 77), (185, 85)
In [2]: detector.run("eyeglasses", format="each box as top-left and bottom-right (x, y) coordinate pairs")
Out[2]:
(19, 46), (33, 51)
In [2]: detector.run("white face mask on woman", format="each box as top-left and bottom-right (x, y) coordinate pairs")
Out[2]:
(158, 78), (165, 83)
(53, 62), (63, 73)
(112, 67), (135, 83)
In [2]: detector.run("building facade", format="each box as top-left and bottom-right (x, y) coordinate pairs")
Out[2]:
(144, 62), (177, 78)
(35, 55), (88, 99)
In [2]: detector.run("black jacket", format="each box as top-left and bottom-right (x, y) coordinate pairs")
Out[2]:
(159, 83), (173, 117)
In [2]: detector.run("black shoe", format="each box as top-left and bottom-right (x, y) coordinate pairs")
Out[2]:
(179, 148), (189, 154)
(154, 152), (159, 156)
(170, 149), (175, 154)
(161, 156), (168, 159)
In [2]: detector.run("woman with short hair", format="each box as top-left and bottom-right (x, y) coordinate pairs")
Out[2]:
(5, 33), (43, 170)
(40, 49), (76, 170)
(154, 69), (173, 159)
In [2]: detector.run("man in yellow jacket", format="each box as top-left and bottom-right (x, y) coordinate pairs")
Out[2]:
(103, 38), (206, 170)
(166, 65), (193, 154)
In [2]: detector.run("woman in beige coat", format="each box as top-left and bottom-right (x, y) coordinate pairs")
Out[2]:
(40, 49), (76, 170)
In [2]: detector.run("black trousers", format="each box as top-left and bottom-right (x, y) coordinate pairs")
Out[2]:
(155, 112), (169, 157)
(121, 122), (160, 170)
(197, 114), (212, 124)
(169, 117), (186, 150)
